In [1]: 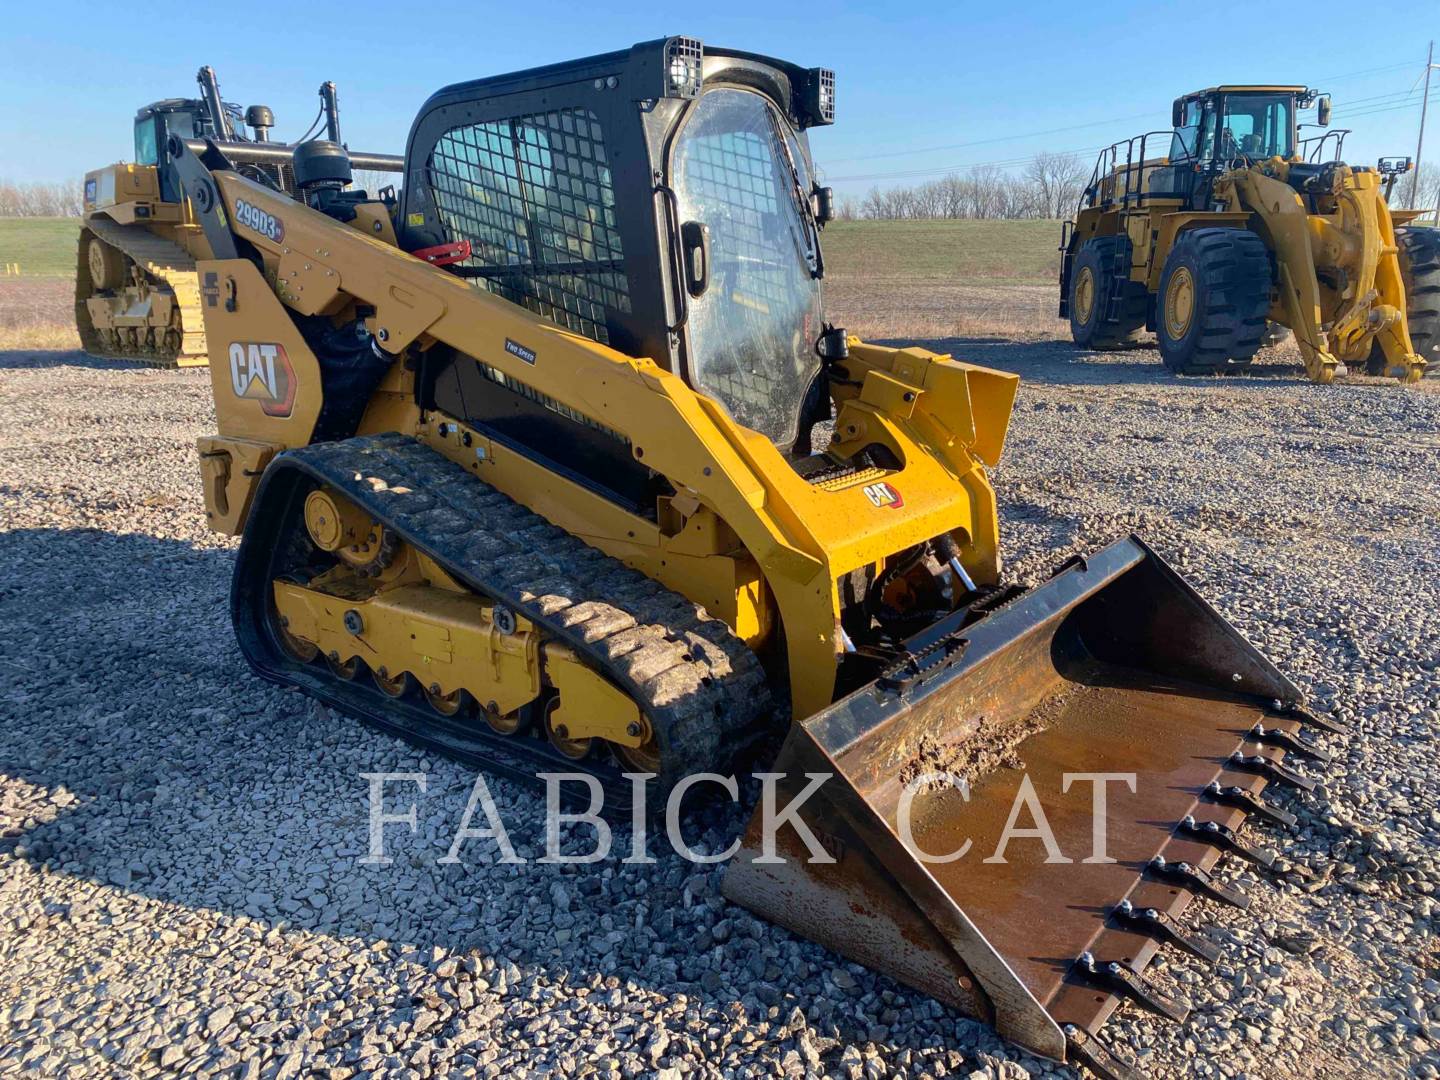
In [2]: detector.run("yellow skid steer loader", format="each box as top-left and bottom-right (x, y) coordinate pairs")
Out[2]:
(175, 40), (1340, 1077)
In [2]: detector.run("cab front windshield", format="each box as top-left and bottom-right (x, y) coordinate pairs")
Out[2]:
(1208, 93), (1295, 161)
(671, 87), (824, 448)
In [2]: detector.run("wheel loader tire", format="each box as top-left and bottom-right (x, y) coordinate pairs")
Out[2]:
(1156, 228), (1271, 375)
(86, 236), (127, 291)
(1067, 236), (1147, 349)
(1392, 225), (1440, 376)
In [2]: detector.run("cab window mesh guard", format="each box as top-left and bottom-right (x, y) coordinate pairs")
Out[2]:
(428, 108), (631, 344)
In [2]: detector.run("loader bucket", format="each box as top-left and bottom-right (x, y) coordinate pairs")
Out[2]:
(724, 535), (1338, 1077)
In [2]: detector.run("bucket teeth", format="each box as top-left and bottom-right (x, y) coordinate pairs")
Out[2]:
(1074, 952), (1192, 1023)
(1148, 855), (1251, 909)
(1179, 814), (1277, 868)
(1064, 1024), (1144, 1080)
(1249, 722), (1332, 764)
(1227, 751), (1317, 792)
(1205, 780), (1299, 828)
(1277, 700), (1349, 736)
(1113, 898), (1223, 963)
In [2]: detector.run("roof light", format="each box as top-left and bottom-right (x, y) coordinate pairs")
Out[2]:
(804, 68), (835, 127)
(664, 37), (703, 99)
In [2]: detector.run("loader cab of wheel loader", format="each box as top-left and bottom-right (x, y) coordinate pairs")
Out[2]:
(1169, 86), (1308, 167)
(397, 37), (836, 465)
(1155, 85), (1308, 208)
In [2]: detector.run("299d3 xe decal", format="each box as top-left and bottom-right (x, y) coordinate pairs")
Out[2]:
(229, 342), (297, 417)
(234, 198), (285, 243)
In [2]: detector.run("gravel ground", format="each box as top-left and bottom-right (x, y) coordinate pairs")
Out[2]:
(2, 312), (1440, 1080)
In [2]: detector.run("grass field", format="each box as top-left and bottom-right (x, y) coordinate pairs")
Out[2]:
(822, 219), (1061, 285)
(0, 215), (1064, 351)
(822, 220), (1062, 341)
(0, 217), (80, 278)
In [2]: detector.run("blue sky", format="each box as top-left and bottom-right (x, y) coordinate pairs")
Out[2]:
(2, 0), (1437, 198)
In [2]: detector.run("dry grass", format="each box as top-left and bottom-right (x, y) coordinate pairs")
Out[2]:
(0, 278), (79, 352)
(826, 280), (1064, 343)
(822, 221), (1066, 343)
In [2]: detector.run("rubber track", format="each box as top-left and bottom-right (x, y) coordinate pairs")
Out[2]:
(260, 433), (776, 796)
(75, 218), (207, 368)
(1397, 226), (1440, 376)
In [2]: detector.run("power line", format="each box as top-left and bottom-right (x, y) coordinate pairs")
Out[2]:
(822, 58), (1440, 186)
(822, 112), (1154, 165)
(824, 61), (1426, 168)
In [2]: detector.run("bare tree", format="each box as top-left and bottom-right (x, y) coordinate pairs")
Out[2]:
(846, 151), (1089, 222)
(1023, 151), (1086, 219)
(0, 179), (84, 217)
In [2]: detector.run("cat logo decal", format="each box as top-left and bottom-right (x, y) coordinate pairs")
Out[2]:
(228, 342), (296, 418)
(863, 481), (904, 509)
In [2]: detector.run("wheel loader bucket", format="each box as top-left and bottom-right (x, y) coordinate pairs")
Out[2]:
(724, 535), (1340, 1078)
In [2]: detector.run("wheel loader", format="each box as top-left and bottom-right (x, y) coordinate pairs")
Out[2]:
(175, 39), (1341, 1078)
(1059, 84), (1439, 383)
(76, 65), (401, 367)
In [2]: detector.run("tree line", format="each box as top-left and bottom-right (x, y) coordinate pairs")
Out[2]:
(0, 180), (84, 218)
(837, 152), (1091, 221)
(3, 154), (1438, 222)
(834, 150), (1440, 221)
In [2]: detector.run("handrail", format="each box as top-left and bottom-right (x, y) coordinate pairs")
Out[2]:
(1078, 130), (1174, 215)
(1299, 128), (1350, 164)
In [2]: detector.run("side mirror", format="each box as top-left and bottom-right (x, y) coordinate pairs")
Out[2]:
(811, 185), (834, 226)
(1171, 100), (1185, 128)
(1317, 95), (1332, 127)
(680, 220), (710, 298)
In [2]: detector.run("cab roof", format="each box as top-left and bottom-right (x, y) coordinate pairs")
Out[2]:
(1183, 85), (1308, 96)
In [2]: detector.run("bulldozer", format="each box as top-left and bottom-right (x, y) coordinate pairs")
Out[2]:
(76, 66), (401, 366)
(1060, 84), (1439, 383)
(174, 39), (1340, 1077)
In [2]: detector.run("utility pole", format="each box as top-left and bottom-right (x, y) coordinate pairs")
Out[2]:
(1412, 40), (1433, 215)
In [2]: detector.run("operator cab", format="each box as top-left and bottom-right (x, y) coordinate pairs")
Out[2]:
(399, 36), (837, 501)
(1151, 85), (1334, 207)
(137, 89), (282, 201)
(1168, 85), (1316, 166)
(135, 99), (224, 201)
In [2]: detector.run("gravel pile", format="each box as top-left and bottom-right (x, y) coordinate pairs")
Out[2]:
(1, 337), (1438, 1080)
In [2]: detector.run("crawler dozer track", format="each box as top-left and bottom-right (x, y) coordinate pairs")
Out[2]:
(231, 433), (773, 800)
(75, 218), (207, 367)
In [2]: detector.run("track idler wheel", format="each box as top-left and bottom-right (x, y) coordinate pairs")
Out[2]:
(304, 489), (399, 577)
(327, 652), (363, 680)
(277, 619), (319, 663)
(543, 698), (592, 760)
(482, 700), (525, 736)
(373, 666), (414, 699)
(424, 684), (470, 717)
(614, 737), (662, 773)
(86, 237), (127, 291)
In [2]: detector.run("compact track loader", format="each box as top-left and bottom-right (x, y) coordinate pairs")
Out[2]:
(175, 40), (1340, 1077)
(77, 66), (401, 367)
(1060, 85), (1439, 382)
